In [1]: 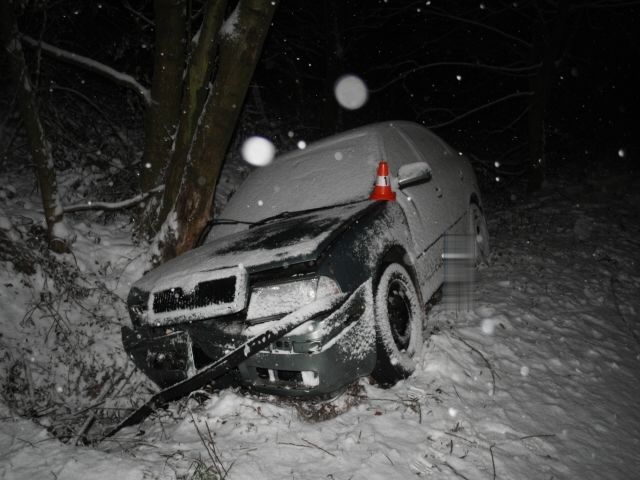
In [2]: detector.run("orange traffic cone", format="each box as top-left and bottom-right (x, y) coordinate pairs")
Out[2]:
(369, 160), (396, 201)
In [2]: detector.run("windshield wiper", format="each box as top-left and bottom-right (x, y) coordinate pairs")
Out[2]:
(248, 199), (369, 228)
(212, 218), (255, 225)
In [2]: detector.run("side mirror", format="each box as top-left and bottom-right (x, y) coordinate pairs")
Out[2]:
(397, 162), (432, 189)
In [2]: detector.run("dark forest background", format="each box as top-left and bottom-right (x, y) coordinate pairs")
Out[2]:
(1, 0), (638, 258)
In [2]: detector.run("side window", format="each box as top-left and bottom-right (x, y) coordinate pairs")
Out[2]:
(382, 128), (422, 172)
(399, 124), (454, 170)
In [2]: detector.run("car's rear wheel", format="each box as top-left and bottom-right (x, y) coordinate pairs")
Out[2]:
(469, 203), (490, 266)
(371, 263), (424, 386)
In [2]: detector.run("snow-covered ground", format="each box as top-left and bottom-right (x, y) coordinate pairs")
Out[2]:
(1, 169), (639, 479)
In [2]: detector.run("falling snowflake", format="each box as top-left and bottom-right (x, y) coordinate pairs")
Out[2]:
(334, 75), (368, 110)
(241, 136), (276, 167)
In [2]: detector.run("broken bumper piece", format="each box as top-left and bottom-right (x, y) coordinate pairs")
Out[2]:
(122, 328), (199, 387)
(122, 281), (375, 396)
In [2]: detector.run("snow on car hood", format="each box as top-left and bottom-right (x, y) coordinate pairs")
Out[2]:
(133, 201), (373, 294)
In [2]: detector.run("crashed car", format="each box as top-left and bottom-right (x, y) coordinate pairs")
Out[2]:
(123, 121), (489, 397)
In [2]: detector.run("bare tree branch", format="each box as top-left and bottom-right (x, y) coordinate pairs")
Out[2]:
(426, 91), (533, 129)
(372, 61), (541, 92)
(21, 35), (151, 105)
(428, 8), (532, 48)
(62, 186), (164, 213)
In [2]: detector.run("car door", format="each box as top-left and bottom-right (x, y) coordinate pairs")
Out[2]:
(398, 123), (468, 231)
(382, 125), (448, 298)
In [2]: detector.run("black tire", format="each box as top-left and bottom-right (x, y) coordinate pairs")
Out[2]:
(371, 263), (424, 386)
(469, 203), (490, 266)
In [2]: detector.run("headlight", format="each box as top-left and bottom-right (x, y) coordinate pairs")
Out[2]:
(246, 276), (341, 321)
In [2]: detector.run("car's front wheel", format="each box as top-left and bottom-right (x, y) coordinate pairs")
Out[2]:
(371, 263), (424, 386)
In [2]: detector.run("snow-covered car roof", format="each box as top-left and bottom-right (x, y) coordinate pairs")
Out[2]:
(220, 124), (393, 224)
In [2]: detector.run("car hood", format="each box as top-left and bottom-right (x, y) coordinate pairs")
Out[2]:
(133, 201), (375, 294)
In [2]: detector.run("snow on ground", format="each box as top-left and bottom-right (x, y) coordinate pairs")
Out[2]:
(1, 170), (640, 479)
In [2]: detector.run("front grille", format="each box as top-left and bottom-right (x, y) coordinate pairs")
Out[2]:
(152, 276), (236, 313)
(145, 267), (248, 325)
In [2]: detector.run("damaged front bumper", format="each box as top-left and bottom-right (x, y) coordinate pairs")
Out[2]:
(122, 281), (376, 397)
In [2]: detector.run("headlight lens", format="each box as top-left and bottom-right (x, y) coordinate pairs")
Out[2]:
(246, 276), (341, 321)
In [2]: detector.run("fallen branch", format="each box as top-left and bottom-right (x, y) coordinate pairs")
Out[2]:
(449, 333), (497, 396)
(21, 35), (150, 105)
(490, 444), (496, 480)
(62, 185), (164, 213)
(191, 413), (230, 479)
(75, 373), (125, 445)
(301, 437), (336, 457)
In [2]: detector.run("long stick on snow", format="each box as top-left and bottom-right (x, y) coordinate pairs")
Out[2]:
(102, 294), (346, 440)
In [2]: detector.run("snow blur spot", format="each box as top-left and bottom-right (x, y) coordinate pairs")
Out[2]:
(495, 176), (501, 182)
(390, 356), (398, 366)
(456, 74), (462, 81)
(334, 75), (368, 110)
(448, 407), (457, 417)
(287, 131), (294, 138)
(618, 148), (626, 158)
(334, 151), (343, 161)
(297, 140), (307, 150)
(481, 318), (496, 335)
(56, 385), (63, 393)
(257, 200), (264, 206)
(494, 161), (500, 168)
(520, 366), (530, 376)
(144, 162), (151, 169)
(241, 136), (276, 167)
(197, 176), (206, 186)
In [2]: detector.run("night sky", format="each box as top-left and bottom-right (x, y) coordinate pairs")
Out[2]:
(3, 0), (638, 185)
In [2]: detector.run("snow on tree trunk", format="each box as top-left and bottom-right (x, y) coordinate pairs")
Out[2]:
(153, 0), (228, 235)
(0, 0), (69, 253)
(138, 0), (187, 232)
(160, 0), (278, 260)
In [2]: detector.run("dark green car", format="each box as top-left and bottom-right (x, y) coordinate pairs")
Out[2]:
(123, 121), (489, 397)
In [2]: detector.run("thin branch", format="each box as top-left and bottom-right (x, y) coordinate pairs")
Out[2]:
(372, 61), (540, 92)
(428, 8), (532, 48)
(123, 1), (155, 27)
(490, 444), (496, 480)
(62, 185), (164, 213)
(49, 85), (129, 146)
(21, 35), (150, 105)
(426, 91), (533, 130)
(301, 437), (336, 457)
(519, 433), (556, 440)
(448, 333), (499, 396)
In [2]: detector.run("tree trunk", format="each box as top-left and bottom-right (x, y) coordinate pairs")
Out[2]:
(527, 0), (569, 192)
(162, 0), (278, 259)
(153, 0), (228, 234)
(138, 0), (187, 232)
(0, 0), (69, 253)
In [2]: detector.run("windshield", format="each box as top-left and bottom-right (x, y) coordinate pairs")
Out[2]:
(220, 131), (383, 224)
